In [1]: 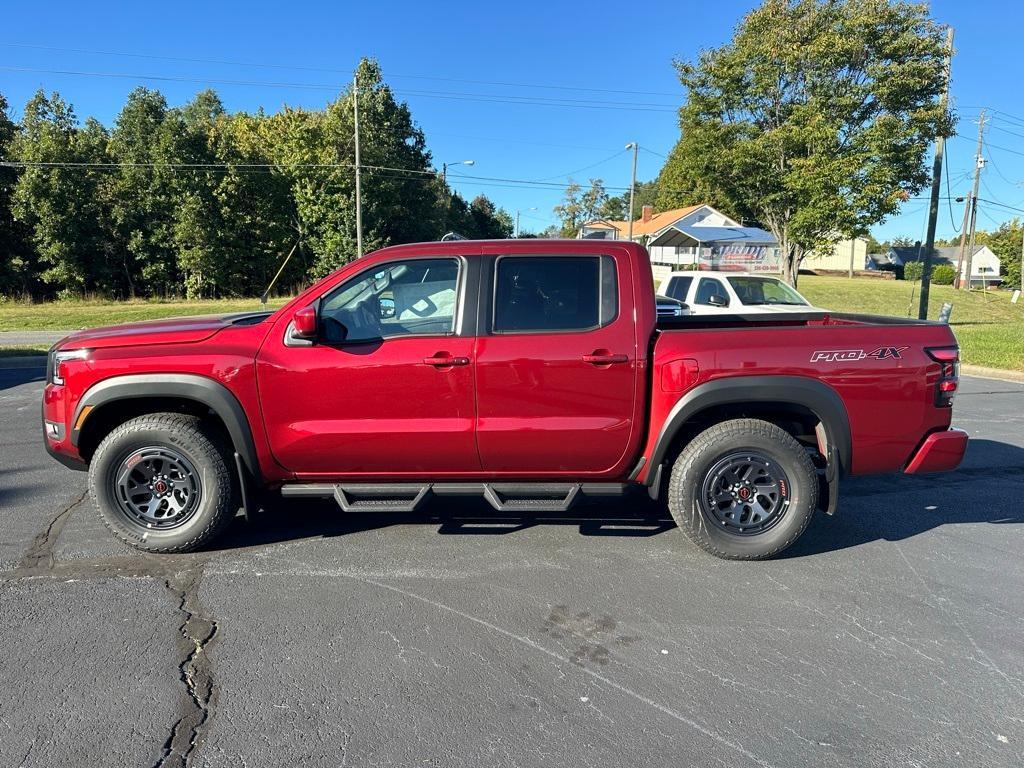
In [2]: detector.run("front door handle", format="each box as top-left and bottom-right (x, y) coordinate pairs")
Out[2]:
(582, 352), (629, 365)
(423, 353), (470, 367)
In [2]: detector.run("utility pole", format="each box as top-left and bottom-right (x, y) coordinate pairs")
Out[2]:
(514, 206), (537, 238)
(625, 142), (638, 240)
(353, 73), (363, 258)
(959, 111), (986, 289)
(917, 27), (954, 319)
(953, 193), (972, 289)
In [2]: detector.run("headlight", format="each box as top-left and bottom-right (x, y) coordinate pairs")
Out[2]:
(51, 349), (90, 386)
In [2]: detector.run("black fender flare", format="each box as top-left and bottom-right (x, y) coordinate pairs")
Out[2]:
(646, 375), (852, 485)
(71, 373), (261, 482)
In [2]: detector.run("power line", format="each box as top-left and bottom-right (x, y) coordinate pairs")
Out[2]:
(0, 159), (665, 194)
(981, 137), (1020, 186)
(531, 149), (627, 183)
(0, 41), (681, 98)
(640, 146), (669, 159)
(944, 152), (961, 233)
(978, 197), (1024, 215)
(0, 65), (679, 112)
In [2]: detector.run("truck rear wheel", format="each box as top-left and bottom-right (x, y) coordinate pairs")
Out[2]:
(667, 418), (817, 560)
(88, 412), (237, 553)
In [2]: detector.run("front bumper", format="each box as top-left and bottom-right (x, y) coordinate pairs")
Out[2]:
(42, 382), (87, 471)
(904, 429), (968, 474)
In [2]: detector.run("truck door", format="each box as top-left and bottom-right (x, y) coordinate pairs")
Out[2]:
(256, 256), (480, 476)
(473, 253), (641, 476)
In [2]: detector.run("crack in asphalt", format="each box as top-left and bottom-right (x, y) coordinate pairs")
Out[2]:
(15, 491), (87, 572)
(152, 567), (219, 768)
(6, 497), (220, 768)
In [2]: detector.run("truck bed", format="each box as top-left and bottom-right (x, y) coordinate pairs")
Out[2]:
(649, 311), (959, 476)
(656, 310), (943, 332)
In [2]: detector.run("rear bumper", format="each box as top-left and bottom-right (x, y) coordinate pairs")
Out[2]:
(904, 429), (968, 474)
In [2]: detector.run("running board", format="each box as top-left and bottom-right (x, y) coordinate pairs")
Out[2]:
(279, 482), (628, 513)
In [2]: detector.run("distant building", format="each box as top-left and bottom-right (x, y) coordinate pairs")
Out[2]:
(803, 237), (870, 273)
(883, 245), (1001, 286)
(579, 204), (780, 273)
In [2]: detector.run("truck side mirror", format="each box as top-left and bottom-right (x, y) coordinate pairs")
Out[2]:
(708, 294), (728, 308)
(292, 306), (318, 339)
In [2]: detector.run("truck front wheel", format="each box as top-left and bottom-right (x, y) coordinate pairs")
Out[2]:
(667, 418), (818, 560)
(88, 412), (238, 553)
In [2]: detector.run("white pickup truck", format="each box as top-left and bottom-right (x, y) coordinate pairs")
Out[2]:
(657, 270), (818, 315)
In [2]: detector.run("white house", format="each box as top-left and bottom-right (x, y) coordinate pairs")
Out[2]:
(885, 245), (1001, 287)
(803, 237), (870, 273)
(579, 204), (781, 277)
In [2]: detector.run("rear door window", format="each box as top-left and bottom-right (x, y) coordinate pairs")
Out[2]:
(493, 256), (617, 333)
(664, 275), (693, 301)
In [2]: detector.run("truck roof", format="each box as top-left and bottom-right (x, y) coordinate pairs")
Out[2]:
(369, 239), (649, 258)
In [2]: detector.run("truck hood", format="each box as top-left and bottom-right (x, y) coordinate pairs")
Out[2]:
(56, 312), (269, 350)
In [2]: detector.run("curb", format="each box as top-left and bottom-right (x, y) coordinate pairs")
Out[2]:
(961, 364), (1024, 384)
(0, 355), (46, 370)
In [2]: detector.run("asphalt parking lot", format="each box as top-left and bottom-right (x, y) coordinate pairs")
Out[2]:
(1, 365), (1022, 768)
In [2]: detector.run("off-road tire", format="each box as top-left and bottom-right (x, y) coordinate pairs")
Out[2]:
(667, 418), (817, 560)
(88, 412), (237, 553)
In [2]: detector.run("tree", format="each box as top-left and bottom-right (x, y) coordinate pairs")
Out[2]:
(0, 93), (33, 296)
(660, 0), (953, 285)
(265, 59), (438, 279)
(11, 91), (111, 297)
(986, 218), (1022, 291)
(468, 195), (513, 239)
(553, 178), (608, 237)
(107, 87), (179, 296)
(601, 179), (659, 221)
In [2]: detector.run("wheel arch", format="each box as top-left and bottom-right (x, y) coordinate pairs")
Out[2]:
(71, 373), (260, 482)
(646, 375), (852, 491)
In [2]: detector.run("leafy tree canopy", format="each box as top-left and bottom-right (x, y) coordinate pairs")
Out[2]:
(659, 0), (953, 284)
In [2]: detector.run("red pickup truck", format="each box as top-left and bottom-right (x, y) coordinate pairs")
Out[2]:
(42, 240), (967, 559)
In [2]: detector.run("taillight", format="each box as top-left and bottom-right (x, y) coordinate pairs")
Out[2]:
(926, 346), (959, 407)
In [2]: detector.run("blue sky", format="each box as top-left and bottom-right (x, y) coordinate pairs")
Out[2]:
(2, 0), (1023, 241)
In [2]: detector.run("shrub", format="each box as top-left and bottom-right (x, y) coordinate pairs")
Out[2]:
(931, 264), (956, 285)
(903, 262), (923, 281)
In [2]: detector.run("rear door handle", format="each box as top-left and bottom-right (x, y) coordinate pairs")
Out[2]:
(582, 353), (629, 365)
(423, 353), (470, 367)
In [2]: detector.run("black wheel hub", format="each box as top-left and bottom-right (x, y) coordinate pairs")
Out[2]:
(699, 451), (790, 535)
(113, 446), (202, 530)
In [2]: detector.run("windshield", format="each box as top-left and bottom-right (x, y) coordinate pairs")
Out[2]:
(727, 276), (808, 306)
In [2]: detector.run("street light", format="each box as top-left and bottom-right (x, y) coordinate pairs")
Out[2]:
(442, 159), (474, 183)
(514, 207), (537, 238)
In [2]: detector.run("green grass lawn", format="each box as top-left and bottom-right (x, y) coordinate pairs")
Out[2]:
(0, 296), (290, 332)
(798, 276), (1024, 371)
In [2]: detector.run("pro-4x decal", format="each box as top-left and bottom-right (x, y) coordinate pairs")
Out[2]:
(810, 347), (908, 363)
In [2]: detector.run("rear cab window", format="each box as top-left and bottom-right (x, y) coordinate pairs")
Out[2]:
(493, 255), (617, 333)
(664, 275), (693, 302)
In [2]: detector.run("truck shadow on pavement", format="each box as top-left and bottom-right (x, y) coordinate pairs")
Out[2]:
(216, 495), (675, 551)
(0, 364), (45, 392)
(783, 438), (1024, 558)
(210, 439), (1024, 556)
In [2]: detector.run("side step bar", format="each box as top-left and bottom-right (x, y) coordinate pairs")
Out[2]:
(280, 482), (629, 513)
